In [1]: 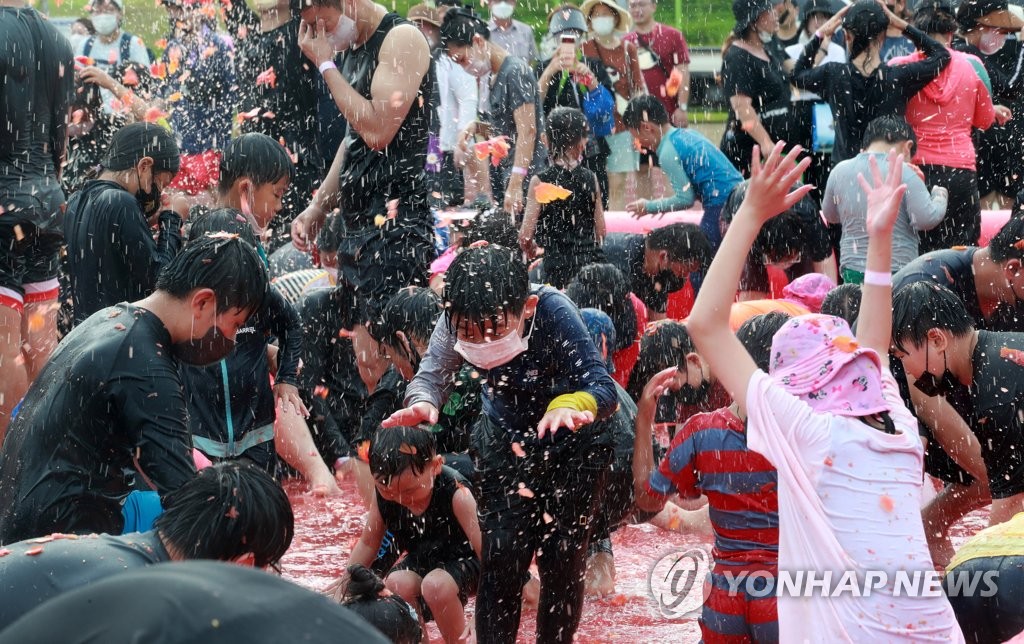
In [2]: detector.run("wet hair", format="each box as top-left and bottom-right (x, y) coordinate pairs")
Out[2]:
(156, 232), (268, 314)
(440, 6), (489, 46)
(342, 565), (422, 644)
(622, 95), (670, 129)
(820, 283), (863, 326)
(565, 263), (637, 352)
(372, 287), (443, 364)
(368, 426), (439, 484)
(914, 4), (958, 34)
(862, 115), (918, 156)
(844, 1), (888, 60)
(736, 312), (792, 371)
(218, 133), (294, 194)
(464, 209), (520, 249)
(645, 223), (713, 269)
(626, 320), (693, 401)
(546, 107), (589, 157)
(891, 282), (975, 352)
(315, 213), (341, 254)
(988, 215), (1024, 263)
(154, 462), (294, 568)
(721, 181), (813, 263)
(443, 246), (529, 335)
(187, 207), (260, 246)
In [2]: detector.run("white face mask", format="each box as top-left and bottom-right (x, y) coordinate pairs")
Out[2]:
(92, 14), (119, 36)
(466, 43), (492, 78)
(454, 314), (535, 370)
(978, 29), (1008, 55)
(491, 2), (514, 20)
(758, 29), (774, 43)
(252, 0), (280, 9)
(328, 14), (358, 52)
(591, 16), (616, 37)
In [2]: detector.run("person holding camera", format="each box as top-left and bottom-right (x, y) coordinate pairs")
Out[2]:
(538, 6), (615, 207)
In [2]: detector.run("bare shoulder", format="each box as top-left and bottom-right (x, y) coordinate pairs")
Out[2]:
(380, 23), (431, 71)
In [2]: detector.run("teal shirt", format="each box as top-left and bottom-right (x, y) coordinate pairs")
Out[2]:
(646, 130), (696, 214)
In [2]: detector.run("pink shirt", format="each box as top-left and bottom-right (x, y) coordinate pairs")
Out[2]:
(746, 369), (964, 643)
(889, 49), (995, 171)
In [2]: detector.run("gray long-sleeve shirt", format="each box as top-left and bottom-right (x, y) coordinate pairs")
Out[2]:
(822, 152), (947, 274)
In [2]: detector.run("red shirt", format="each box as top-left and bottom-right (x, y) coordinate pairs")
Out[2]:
(625, 24), (691, 115)
(611, 292), (647, 388)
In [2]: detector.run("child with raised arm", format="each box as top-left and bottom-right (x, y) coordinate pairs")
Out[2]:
(685, 143), (963, 642)
(382, 245), (618, 644)
(326, 427), (480, 644)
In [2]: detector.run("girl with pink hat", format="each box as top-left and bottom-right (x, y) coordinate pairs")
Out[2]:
(687, 143), (964, 642)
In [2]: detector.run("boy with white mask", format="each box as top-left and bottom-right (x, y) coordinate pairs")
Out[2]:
(384, 246), (618, 644)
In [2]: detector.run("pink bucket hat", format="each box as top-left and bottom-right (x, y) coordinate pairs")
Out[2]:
(769, 314), (889, 417)
(782, 273), (835, 314)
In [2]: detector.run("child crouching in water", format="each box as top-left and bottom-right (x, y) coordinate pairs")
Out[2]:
(519, 107), (605, 289)
(327, 427), (481, 644)
(685, 144), (963, 641)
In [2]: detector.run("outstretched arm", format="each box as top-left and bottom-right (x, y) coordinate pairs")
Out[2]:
(854, 151), (906, 365)
(686, 143), (813, 416)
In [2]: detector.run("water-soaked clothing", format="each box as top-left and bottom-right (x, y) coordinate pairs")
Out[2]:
(0, 531), (171, 631)
(793, 26), (950, 166)
(181, 288), (301, 472)
(224, 3), (323, 235)
(0, 304), (196, 543)
(603, 232), (696, 316)
(0, 7), (74, 303)
(329, 13), (436, 323)
(376, 466), (480, 616)
(63, 180), (183, 325)
(299, 286), (406, 464)
(534, 163), (604, 289)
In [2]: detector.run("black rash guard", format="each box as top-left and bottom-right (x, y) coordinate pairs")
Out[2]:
(0, 531), (171, 630)
(63, 180), (182, 325)
(0, 304), (196, 543)
(0, 6), (74, 228)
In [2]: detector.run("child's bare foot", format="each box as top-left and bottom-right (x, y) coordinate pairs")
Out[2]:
(585, 552), (616, 597)
(521, 575), (540, 609)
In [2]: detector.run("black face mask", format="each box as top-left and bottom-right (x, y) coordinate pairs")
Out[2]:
(913, 347), (959, 398)
(677, 378), (711, 406)
(173, 323), (236, 366)
(135, 170), (162, 217)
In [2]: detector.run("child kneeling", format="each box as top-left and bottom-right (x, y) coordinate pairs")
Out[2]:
(327, 427), (481, 644)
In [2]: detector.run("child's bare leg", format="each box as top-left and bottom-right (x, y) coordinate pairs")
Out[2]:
(421, 569), (468, 644)
(521, 574), (540, 609)
(386, 570), (429, 643)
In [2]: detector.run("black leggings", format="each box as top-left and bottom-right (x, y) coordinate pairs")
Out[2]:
(470, 416), (612, 644)
(946, 555), (1024, 643)
(919, 165), (981, 253)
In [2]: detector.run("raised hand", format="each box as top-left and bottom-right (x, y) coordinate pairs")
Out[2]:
(857, 150), (907, 239)
(817, 4), (850, 40)
(737, 142), (814, 226)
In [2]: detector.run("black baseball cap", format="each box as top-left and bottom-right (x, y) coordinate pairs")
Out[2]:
(957, 0), (1024, 31)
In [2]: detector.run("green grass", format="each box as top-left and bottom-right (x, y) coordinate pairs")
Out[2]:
(44, 0), (733, 48)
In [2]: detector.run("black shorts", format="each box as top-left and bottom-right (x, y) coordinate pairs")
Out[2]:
(333, 214), (435, 325)
(390, 554), (481, 622)
(0, 218), (62, 310)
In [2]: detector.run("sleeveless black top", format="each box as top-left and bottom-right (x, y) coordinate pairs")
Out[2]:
(535, 162), (599, 252)
(375, 466), (475, 563)
(337, 13), (435, 230)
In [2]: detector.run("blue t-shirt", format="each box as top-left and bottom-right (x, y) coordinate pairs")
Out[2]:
(647, 127), (743, 213)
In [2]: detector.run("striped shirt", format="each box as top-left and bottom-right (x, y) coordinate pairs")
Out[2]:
(270, 269), (334, 306)
(647, 407), (779, 567)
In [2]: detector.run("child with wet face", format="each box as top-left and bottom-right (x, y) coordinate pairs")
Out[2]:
(384, 246), (618, 642)
(326, 426), (481, 644)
